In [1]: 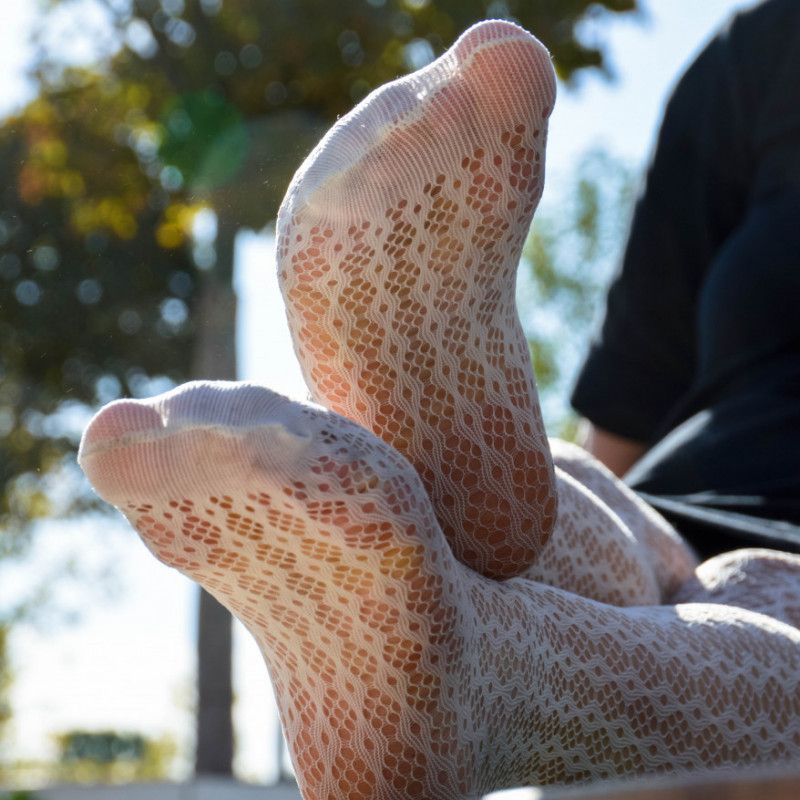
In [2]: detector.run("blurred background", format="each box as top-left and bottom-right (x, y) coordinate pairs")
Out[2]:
(0, 0), (753, 796)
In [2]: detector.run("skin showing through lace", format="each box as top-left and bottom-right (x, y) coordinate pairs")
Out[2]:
(78, 19), (800, 800)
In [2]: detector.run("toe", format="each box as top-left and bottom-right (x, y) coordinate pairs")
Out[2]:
(79, 399), (163, 463)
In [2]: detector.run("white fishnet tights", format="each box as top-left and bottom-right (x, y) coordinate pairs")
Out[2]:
(80, 382), (800, 799)
(79, 19), (800, 799)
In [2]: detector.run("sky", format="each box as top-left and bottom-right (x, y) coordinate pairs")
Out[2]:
(1, 0), (757, 788)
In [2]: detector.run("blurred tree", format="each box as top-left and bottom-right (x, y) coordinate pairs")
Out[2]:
(3, 0), (640, 778)
(0, 87), (197, 537)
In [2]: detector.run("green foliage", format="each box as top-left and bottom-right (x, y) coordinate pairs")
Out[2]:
(522, 149), (636, 435)
(60, 731), (146, 763)
(53, 729), (177, 783)
(0, 103), (197, 537)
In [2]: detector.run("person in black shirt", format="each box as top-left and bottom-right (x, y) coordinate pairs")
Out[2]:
(571, 0), (800, 558)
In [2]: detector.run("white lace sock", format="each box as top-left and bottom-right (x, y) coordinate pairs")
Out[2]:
(277, 20), (558, 579)
(80, 382), (800, 798)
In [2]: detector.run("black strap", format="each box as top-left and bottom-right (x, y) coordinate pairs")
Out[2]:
(636, 491), (800, 559)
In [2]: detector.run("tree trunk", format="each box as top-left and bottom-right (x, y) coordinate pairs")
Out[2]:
(192, 220), (238, 776)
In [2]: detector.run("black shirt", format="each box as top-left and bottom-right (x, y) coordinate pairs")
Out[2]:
(570, 0), (800, 554)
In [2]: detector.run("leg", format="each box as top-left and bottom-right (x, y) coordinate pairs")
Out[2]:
(550, 439), (698, 598)
(80, 381), (800, 797)
(671, 548), (800, 628)
(278, 20), (557, 579)
(524, 468), (661, 607)
(552, 441), (800, 625)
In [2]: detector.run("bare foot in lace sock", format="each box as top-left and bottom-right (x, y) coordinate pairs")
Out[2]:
(80, 381), (800, 797)
(278, 20), (557, 579)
